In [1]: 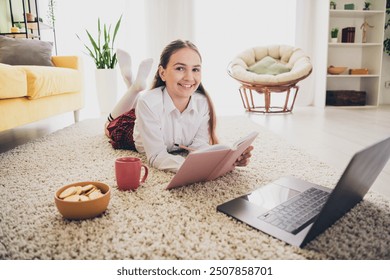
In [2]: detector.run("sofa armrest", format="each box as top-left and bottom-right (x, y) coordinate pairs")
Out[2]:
(51, 56), (80, 70)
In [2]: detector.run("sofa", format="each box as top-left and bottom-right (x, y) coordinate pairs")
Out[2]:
(0, 36), (83, 132)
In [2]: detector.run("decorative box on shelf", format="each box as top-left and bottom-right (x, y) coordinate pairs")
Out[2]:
(326, 90), (366, 106)
(349, 68), (369, 75)
(344, 3), (355, 10)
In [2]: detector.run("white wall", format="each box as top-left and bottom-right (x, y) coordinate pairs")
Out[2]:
(0, 0), (10, 32)
(381, 38), (390, 104)
(295, 0), (315, 106)
(308, 0), (330, 108)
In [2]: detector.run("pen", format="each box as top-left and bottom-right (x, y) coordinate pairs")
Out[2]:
(174, 143), (196, 152)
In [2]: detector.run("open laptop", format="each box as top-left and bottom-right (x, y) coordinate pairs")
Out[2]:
(217, 136), (390, 248)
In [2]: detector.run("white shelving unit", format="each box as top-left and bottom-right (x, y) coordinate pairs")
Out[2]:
(0, 0), (57, 53)
(326, 0), (386, 107)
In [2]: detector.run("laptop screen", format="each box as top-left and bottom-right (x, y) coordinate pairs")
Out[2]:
(243, 183), (300, 215)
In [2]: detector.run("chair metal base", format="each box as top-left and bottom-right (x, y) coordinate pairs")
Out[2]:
(238, 84), (300, 113)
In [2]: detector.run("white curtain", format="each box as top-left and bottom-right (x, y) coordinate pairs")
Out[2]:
(144, 0), (194, 71)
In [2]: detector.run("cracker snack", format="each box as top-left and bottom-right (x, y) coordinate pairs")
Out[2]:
(59, 184), (103, 202)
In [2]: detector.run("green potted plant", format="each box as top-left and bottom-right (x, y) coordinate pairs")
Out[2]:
(11, 22), (23, 33)
(363, 1), (371, 10)
(330, 1), (337, 10)
(77, 16), (122, 114)
(331, 28), (339, 43)
(10, 24), (19, 33)
(77, 15), (122, 69)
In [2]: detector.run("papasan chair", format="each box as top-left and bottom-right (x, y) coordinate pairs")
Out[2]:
(227, 45), (312, 113)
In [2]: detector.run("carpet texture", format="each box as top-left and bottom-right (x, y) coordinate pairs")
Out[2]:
(0, 117), (389, 260)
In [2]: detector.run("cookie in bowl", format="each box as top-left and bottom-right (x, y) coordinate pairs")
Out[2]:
(54, 181), (111, 220)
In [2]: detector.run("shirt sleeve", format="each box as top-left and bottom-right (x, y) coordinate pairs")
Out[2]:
(135, 97), (185, 173)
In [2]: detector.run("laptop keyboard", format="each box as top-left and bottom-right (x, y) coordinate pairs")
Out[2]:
(258, 187), (330, 234)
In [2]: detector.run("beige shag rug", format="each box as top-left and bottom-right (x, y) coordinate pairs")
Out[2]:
(0, 116), (389, 260)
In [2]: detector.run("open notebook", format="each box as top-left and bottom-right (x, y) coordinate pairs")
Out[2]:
(166, 131), (259, 189)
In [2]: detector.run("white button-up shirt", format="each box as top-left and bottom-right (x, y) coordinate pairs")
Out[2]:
(133, 86), (210, 172)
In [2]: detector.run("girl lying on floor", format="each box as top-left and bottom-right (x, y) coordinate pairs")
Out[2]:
(105, 39), (253, 173)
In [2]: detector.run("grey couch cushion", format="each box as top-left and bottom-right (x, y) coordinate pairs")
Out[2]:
(0, 36), (53, 66)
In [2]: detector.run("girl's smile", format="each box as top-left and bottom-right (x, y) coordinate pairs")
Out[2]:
(159, 48), (202, 111)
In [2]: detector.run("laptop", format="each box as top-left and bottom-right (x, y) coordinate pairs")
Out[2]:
(217, 136), (390, 248)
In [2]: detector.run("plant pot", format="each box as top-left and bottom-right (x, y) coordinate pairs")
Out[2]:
(331, 38), (338, 43)
(95, 69), (118, 115)
(25, 13), (34, 22)
(10, 27), (19, 33)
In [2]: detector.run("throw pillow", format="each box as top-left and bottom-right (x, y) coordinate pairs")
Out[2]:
(248, 56), (290, 75)
(0, 36), (54, 66)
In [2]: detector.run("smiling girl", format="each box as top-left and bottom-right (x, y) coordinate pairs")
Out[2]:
(105, 39), (252, 172)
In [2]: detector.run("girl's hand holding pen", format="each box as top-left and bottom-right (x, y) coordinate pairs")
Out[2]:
(235, 145), (254, 167)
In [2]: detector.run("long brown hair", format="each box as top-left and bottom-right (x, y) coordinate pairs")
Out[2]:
(151, 39), (218, 144)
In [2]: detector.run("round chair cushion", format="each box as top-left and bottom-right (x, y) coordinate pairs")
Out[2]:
(228, 45), (312, 86)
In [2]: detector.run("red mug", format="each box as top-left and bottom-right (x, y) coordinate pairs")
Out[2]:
(115, 157), (148, 191)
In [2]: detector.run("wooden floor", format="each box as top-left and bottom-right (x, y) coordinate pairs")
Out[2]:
(1, 105), (389, 198)
(246, 105), (390, 199)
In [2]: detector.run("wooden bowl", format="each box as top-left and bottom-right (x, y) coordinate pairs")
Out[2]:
(327, 66), (347, 75)
(54, 181), (111, 220)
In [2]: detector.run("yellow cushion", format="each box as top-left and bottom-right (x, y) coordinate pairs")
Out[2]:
(0, 63), (27, 99)
(14, 65), (82, 100)
(52, 56), (80, 70)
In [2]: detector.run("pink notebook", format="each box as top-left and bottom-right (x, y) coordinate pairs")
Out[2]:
(166, 131), (259, 189)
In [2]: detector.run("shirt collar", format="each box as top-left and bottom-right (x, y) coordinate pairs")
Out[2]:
(162, 87), (176, 114)
(185, 95), (197, 113)
(163, 87), (198, 114)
